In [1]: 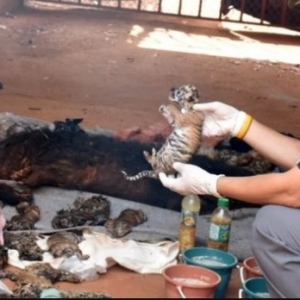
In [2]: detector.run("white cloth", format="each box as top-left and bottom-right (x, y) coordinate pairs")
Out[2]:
(7, 229), (179, 281)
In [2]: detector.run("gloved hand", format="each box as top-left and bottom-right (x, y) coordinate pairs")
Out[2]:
(159, 162), (224, 197)
(193, 101), (251, 139)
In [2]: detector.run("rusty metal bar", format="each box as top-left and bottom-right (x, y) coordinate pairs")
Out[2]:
(178, 0), (182, 15)
(260, 0), (267, 24)
(118, 0), (121, 8)
(219, 0), (234, 20)
(198, 0), (203, 18)
(281, 0), (288, 26)
(158, 0), (162, 13)
(98, 0), (101, 7)
(239, 0), (246, 22)
(219, 0), (224, 20)
(137, 0), (141, 11)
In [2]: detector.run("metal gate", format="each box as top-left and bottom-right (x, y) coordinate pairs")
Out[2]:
(31, 0), (300, 28)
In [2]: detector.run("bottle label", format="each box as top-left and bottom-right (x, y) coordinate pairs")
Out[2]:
(181, 210), (197, 227)
(209, 223), (231, 242)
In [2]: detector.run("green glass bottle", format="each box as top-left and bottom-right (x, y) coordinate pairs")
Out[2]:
(207, 197), (232, 251)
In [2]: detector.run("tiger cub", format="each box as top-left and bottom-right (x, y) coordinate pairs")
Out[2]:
(169, 84), (274, 175)
(168, 84), (200, 113)
(121, 103), (204, 181)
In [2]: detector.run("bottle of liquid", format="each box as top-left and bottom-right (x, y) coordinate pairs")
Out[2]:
(178, 194), (201, 253)
(207, 197), (232, 251)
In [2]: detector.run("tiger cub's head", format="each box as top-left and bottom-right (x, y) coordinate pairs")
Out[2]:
(168, 84), (200, 113)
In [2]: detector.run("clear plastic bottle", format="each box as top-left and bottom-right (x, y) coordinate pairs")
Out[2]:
(207, 197), (232, 251)
(178, 194), (201, 253)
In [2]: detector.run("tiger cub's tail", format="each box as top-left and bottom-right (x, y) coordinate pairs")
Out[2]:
(121, 170), (157, 181)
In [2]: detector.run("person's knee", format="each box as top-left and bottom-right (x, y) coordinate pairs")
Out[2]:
(252, 205), (281, 235)
(251, 205), (281, 253)
(251, 205), (300, 298)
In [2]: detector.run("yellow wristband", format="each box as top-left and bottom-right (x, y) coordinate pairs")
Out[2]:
(236, 114), (253, 139)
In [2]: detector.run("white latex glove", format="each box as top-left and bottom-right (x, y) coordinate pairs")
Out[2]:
(193, 101), (248, 139)
(159, 162), (224, 197)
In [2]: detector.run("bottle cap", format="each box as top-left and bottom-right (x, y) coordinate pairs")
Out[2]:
(218, 197), (229, 207)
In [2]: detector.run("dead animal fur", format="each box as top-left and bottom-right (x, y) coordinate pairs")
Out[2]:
(4, 231), (44, 261)
(0, 181), (33, 206)
(0, 246), (8, 269)
(105, 208), (147, 238)
(5, 202), (40, 231)
(0, 118), (273, 213)
(47, 231), (89, 260)
(51, 195), (110, 229)
(0, 263), (111, 298)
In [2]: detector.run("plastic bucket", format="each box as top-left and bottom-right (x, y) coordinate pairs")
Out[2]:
(162, 263), (221, 298)
(240, 256), (264, 284)
(238, 277), (270, 298)
(182, 247), (238, 298)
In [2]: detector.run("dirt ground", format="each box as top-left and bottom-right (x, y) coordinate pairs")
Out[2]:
(0, 1), (300, 298)
(0, 1), (300, 136)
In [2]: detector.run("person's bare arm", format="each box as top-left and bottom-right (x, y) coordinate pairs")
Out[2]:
(193, 101), (300, 169)
(159, 101), (300, 207)
(217, 164), (300, 207)
(243, 119), (300, 170)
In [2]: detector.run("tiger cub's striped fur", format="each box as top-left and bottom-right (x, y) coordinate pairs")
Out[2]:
(168, 84), (200, 112)
(122, 103), (204, 181)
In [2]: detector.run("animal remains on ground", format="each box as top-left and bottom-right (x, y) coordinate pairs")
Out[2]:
(0, 246), (8, 269)
(47, 231), (89, 260)
(51, 195), (110, 229)
(0, 181), (33, 206)
(0, 114), (277, 213)
(5, 202), (40, 231)
(104, 208), (147, 238)
(0, 262), (111, 298)
(4, 231), (44, 261)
